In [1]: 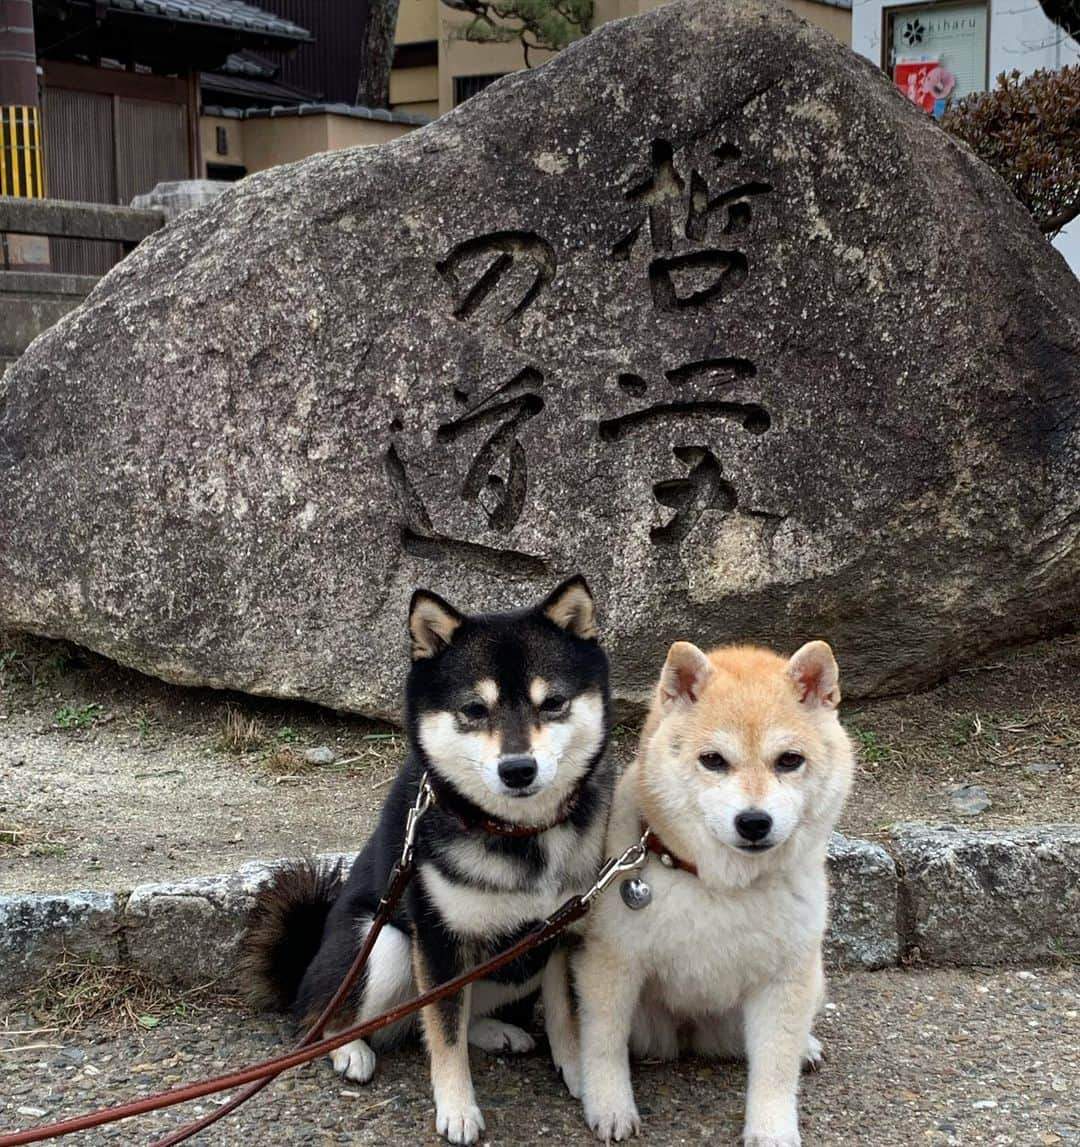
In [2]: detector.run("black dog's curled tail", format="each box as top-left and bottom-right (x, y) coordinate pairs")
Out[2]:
(238, 858), (344, 1011)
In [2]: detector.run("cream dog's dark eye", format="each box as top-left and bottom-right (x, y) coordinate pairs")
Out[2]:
(776, 752), (805, 772)
(698, 752), (729, 771)
(539, 695), (569, 716)
(459, 702), (489, 722)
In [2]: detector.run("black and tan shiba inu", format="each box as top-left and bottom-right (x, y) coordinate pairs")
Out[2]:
(240, 577), (613, 1144)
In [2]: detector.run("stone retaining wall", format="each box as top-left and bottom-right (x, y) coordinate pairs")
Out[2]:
(2, 826), (1077, 994)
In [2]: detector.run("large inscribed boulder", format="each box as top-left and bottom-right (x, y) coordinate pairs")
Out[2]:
(1, 0), (1078, 718)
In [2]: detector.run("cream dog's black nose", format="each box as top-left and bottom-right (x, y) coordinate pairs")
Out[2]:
(498, 755), (538, 789)
(735, 810), (772, 842)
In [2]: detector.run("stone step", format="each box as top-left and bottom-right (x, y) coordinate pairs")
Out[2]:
(2, 825), (1078, 994)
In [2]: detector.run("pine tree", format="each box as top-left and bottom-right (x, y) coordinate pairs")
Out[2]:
(442, 0), (594, 65)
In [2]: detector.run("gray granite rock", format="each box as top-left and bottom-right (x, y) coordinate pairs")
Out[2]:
(893, 824), (1080, 966)
(948, 784), (992, 817)
(123, 861), (274, 985)
(1022, 759), (1063, 775)
(825, 833), (898, 970)
(122, 854), (353, 985)
(303, 745), (336, 766)
(0, 892), (120, 992)
(2, 0), (1077, 718)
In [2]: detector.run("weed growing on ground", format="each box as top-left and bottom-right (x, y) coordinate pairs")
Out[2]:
(15, 956), (232, 1034)
(53, 703), (103, 730)
(0, 823), (67, 858)
(1047, 937), (1079, 967)
(263, 745), (312, 776)
(216, 707), (266, 754)
(849, 725), (889, 765)
(0, 633), (75, 696)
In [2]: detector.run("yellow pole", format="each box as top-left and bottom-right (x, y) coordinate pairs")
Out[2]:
(0, 108), (8, 196)
(33, 105), (44, 197)
(10, 106), (20, 197)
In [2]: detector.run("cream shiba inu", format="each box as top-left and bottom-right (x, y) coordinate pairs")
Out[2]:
(565, 640), (854, 1146)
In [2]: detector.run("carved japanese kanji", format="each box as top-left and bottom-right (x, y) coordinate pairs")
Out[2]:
(437, 367), (544, 531)
(613, 138), (772, 310)
(384, 442), (548, 576)
(436, 231), (556, 324)
(600, 359), (769, 441)
(599, 360), (770, 545)
(651, 446), (736, 545)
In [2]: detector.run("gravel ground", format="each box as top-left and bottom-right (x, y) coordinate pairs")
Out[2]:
(2, 968), (1077, 1146)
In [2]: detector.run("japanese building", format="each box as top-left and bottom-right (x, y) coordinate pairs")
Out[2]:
(389, 0), (853, 117)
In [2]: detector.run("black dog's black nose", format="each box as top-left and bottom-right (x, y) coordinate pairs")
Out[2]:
(735, 810), (773, 842)
(498, 755), (538, 790)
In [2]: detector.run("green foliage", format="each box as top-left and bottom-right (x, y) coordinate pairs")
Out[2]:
(941, 64), (1080, 237)
(444, 0), (593, 63)
(54, 703), (103, 730)
(852, 726), (887, 765)
(0, 634), (74, 693)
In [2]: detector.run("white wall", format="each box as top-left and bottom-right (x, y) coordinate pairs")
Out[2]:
(852, 0), (1080, 274)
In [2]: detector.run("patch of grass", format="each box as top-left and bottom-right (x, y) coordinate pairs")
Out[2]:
(53, 702), (103, 730)
(0, 823), (67, 858)
(263, 745), (312, 776)
(16, 956), (230, 1034)
(849, 725), (889, 766)
(272, 725), (301, 744)
(0, 633), (76, 694)
(1047, 937), (1079, 967)
(330, 729), (407, 776)
(216, 707), (266, 754)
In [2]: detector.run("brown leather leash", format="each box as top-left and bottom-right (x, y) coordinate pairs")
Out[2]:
(148, 774), (437, 1147)
(0, 784), (650, 1147)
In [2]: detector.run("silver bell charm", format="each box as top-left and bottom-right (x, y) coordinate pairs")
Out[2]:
(620, 876), (653, 911)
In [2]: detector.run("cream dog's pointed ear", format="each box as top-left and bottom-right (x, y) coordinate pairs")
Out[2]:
(539, 575), (597, 639)
(658, 641), (714, 707)
(408, 589), (464, 660)
(787, 641), (841, 708)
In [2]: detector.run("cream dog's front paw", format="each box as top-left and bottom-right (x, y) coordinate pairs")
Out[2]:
(436, 1102), (486, 1144)
(743, 1130), (801, 1147)
(585, 1098), (640, 1142)
(802, 1033), (825, 1072)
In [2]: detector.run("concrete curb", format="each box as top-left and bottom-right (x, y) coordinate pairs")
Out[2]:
(2, 825), (1077, 994)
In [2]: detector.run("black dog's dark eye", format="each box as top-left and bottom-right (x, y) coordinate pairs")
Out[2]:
(698, 752), (729, 771)
(459, 702), (489, 722)
(776, 752), (805, 772)
(539, 695), (569, 715)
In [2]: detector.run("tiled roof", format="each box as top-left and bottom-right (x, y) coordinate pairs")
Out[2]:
(102, 0), (311, 41)
(218, 51), (279, 78)
(201, 72), (321, 103)
(203, 102), (433, 126)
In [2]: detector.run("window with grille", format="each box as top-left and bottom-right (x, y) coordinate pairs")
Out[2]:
(453, 74), (505, 106)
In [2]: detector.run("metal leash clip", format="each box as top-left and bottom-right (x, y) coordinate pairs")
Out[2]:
(400, 773), (435, 869)
(581, 829), (650, 906)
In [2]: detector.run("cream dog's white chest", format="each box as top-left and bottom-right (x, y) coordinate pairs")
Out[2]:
(605, 860), (826, 1014)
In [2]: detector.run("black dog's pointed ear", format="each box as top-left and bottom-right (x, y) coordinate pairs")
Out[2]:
(408, 589), (464, 660)
(538, 575), (597, 640)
